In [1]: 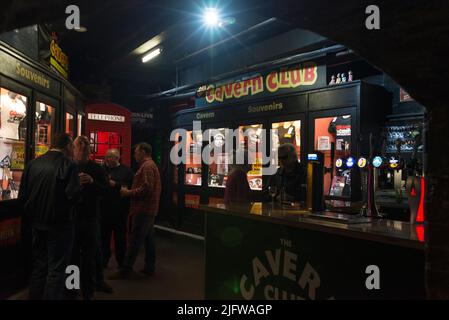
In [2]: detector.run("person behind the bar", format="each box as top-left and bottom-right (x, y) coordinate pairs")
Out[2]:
(263, 143), (307, 203)
(71, 135), (112, 299)
(109, 143), (161, 279)
(100, 148), (133, 269)
(224, 149), (251, 205)
(19, 133), (81, 300)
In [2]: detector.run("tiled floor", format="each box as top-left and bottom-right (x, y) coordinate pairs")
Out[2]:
(9, 230), (205, 300)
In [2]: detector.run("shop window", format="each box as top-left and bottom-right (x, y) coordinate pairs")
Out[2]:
(0, 88), (27, 200)
(182, 130), (202, 186)
(34, 102), (56, 159)
(65, 112), (75, 137)
(89, 131), (122, 165)
(208, 128), (230, 188)
(238, 124), (263, 191)
(77, 114), (84, 136)
(271, 120), (301, 167)
(313, 115), (352, 201)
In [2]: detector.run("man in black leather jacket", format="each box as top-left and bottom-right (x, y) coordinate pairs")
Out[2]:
(19, 133), (81, 300)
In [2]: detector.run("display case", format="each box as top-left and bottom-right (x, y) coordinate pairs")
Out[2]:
(238, 123), (263, 191)
(310, 111), (355, 207)
(271, 120), (302, 166)
(207, 127), (229, 188)
(65, 112), (75, 137)
(184, 129), (202, 186)
(34, 101), (57, 159)
(0, 87), (27, 200)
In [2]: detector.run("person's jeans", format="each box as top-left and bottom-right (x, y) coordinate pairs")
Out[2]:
(122, 213), (155, 273)
(29, 224), (74, 300)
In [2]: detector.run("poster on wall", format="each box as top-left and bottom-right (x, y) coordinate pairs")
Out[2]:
(10, 143), (24, 170)
(317, 136), (330, 151)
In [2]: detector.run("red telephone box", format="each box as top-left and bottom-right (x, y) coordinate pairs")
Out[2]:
(85, 103), (132, 166)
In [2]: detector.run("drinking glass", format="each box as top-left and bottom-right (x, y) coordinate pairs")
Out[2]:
(268, 185), (277, 207)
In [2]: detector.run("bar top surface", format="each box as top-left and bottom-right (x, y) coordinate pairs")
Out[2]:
(200, 203), (425, 250)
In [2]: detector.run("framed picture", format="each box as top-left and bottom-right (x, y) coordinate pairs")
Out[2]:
(317, 136), (330, 150)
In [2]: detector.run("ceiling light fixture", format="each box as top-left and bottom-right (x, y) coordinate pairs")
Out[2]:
(142, 47), (162, 63)
(204, 8), (220, 27)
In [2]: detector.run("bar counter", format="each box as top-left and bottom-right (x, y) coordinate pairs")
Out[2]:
(201, 203), (424, 250)
(201, 203), (425, 300)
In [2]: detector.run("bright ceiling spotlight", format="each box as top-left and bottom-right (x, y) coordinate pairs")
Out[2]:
(142, 47), (162, 63)
(204, 8), (220, 27)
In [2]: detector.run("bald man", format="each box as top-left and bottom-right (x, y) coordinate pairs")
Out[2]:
(101, 149), (133, 269)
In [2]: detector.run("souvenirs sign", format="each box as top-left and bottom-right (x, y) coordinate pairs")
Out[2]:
(196, 61), (325, 107)
(0, 47), (60, 95)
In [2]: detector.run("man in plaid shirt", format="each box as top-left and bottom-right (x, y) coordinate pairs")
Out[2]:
(110, 143), (161, 278)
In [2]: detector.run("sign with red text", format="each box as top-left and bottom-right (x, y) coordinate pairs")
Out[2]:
(50, 39), (69, 79)
(196, 61), (325, 107)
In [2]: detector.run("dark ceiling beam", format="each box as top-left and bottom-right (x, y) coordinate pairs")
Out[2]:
(143, 44), (345, 100)
(268, 0), (447, 110)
